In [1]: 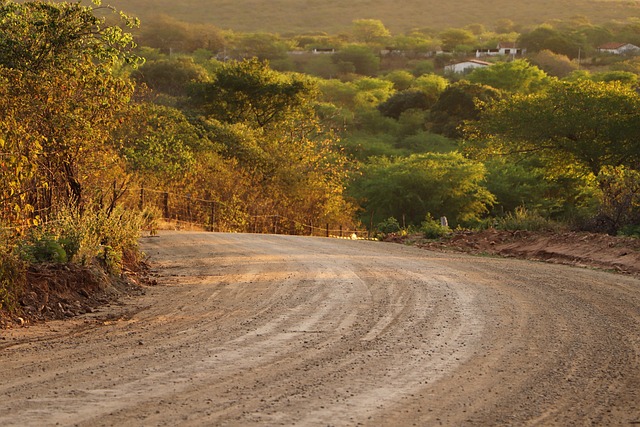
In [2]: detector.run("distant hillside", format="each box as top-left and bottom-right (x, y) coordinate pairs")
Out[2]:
(112, 0), (640, 34)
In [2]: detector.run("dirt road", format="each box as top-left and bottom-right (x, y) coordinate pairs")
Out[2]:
(1, 231), (640, 426)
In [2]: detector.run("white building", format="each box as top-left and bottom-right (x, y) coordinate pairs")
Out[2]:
(444, 59), (490, 74)
(476, 42), (526, 58)
(597, 42), (640, 55)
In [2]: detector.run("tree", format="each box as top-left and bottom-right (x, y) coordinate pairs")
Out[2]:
(467, 60), (551, 94)
(0, 0), (138, 222)
(517, 25), (584, 58)
(439, 28), (476, 51)
(112, 104), (203, 185)
(136, 14), (225, 54)
(351, 19), (391, 44)
(233, 33), (293, 61)
(382, 70), (415, 91)
(530, 50), (578, 78)
(349, 153), (495, 227)
(0, 1), (138, 72)
(186, 59), (356, 229)
(465, 80), (640, 177)
(132, 57), (209, 97)
(412, 73), (448, 102)
(333, 44), (380, 76)
(378, 90), (430, 119)
(591, 70), (639, 86)
(429, 81), (503, 139)
(187, 58), (316, 128)
(596, 165), (640, 234)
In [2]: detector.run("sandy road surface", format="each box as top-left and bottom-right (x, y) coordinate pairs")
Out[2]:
(1, 231), (640, 426)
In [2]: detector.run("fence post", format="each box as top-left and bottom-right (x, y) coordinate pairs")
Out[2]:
(340, 225), (343, 238)
(273, 215), (278, 235)
(139, 184), (144, 211)
(163, 192), (169, 219)
(326, 223), (329, 237)
(209, 201), (216, 232)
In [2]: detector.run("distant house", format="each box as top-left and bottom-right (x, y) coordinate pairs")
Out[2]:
(312, 48), (336, 54)
(476, 42), (526, 58)
(444, 59), (490, 74)
(597, 42), (640, 55)
(380, 47), (405, 56)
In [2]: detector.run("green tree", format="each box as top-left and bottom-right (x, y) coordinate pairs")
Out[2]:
(591, 70), (639, 86)
(187, 58), (315, 128)
(429, 81), (503, 139)
(439, 28), (476, 51)
(186, 59), (356, 229)
(467, 60), (550, 94)
(333, 44), (380, 76)
(136, 14), (225, 54)
(349, 153), (494, 227)
(382, 70), (415, 91)
(112, 104), (204, 185)
(233, 33), (293, 61)
(412, 73), (448, 102)
(465, 80), (640, 177)
(518, 25), (584, 58)
(351, 19), (391, 44)
(378, 90), (430, 120)
(132, 57), (209, 97)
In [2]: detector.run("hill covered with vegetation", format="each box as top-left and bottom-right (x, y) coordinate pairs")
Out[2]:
(115, 0), (640, 33)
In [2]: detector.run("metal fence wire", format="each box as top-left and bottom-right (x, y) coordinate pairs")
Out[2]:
(1, 183), (367, 238)
(131, 186), (367, 238)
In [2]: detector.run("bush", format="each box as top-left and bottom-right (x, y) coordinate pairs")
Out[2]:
(377, 217), (402, 235)
(618, 224), (640, 238)
(421, 214), (451, 239)
(494, 206), (559, 232)
(17, 233), (68, 264)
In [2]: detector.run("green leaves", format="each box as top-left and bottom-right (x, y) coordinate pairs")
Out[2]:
(188, 58), (316, 128)
(466, 79), (640, 176)
(350, 152), (495, 227)
(0, 1), (140, 73)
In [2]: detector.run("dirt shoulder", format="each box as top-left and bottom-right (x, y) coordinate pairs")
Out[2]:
(391, 229), (640, 277)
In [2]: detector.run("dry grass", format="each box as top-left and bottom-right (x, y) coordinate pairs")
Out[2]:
(115, 0), (640, 34)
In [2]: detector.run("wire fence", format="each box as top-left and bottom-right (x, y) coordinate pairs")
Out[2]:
(1, 182), (369, 238)
(131, 186), (368, 239)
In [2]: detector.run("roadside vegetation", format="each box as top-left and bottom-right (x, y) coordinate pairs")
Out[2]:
(2, 0), (640, 323)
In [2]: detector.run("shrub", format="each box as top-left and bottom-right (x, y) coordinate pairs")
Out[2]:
(17, 233), (68, 264)
(421, 214), (451, 239)
(618, 224), (640, 238)
(52, 204), (143, 273)
(377, 217), (402, 235)
(494, 206), (559, 232)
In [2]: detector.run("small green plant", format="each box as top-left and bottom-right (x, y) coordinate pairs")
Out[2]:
(420, 213), (450, 239)
(377, 217), (402, 235)
(618, 224), (640, 238)
(17, 233), (68, 264)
